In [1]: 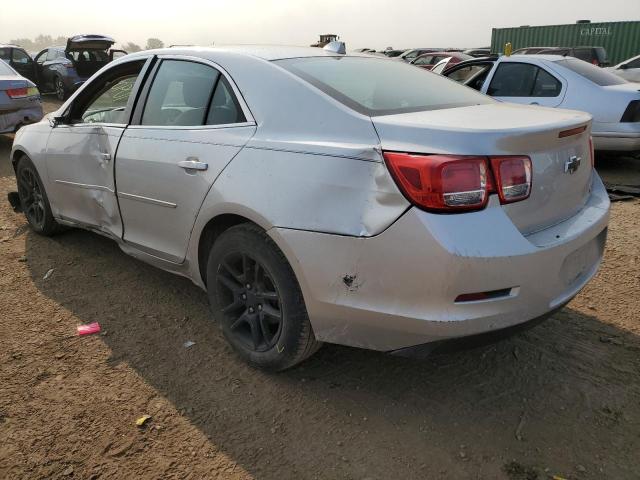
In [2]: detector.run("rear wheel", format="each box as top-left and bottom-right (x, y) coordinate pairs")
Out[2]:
(206, 224), (321, 371)
(54, 76), (67, 101)
(16, 156), (62, 236)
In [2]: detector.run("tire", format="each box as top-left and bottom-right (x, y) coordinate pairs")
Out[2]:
(54, 76), (67, 101)
(16, 156), (62, 236)
(207, 223), (321, 371)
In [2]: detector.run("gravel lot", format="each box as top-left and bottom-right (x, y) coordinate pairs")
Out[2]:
(1, 97), (639, 479)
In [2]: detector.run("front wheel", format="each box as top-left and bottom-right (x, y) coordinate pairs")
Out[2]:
(16, 156), (62, 236)
(54, 76), (67, 101)
(206, 224), (321, 371)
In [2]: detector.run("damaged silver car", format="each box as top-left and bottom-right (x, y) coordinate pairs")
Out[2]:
(11, 46), (610, 370)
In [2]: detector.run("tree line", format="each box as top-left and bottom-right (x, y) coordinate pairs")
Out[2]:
(5, 35), (165, 53)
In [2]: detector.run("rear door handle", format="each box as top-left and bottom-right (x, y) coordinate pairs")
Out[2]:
(178, 159), (208, 171)
(100, 152), (111, 162)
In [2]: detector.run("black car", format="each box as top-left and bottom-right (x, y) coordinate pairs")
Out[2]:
(0, 45), (38, 83)
(31, 34), (127, 100)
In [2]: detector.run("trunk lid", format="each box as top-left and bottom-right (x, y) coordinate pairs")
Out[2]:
(372, 103), (593, 235)
(66, 34), (115, 52)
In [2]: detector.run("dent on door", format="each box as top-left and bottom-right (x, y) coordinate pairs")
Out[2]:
(46, 125), (123, 238)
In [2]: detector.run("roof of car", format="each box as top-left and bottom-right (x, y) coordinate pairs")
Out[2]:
(127, 45), (353, 62)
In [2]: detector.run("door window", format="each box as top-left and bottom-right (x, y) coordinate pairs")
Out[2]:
(11, 48), (31, 65)
(142, 60), (219, 126)
(206, 76), (246, 125)
(488, 62), (561, 97)
(626, 57), (640, 69)
(0, 48), (11, 61)
(35, 51), (47, 65)
(447, 63), (493, 91)
(46, 49), (59, 61)
(141, 60), (246, 127)
(70, 60), (146, 124)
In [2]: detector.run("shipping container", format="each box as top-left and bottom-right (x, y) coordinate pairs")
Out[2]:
(491, 21), (640, 65)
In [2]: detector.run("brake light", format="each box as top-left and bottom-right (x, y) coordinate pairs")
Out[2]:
(383, 152), (532, 213)
(5, 86), (39, 98)
(490, 156), (532, 204)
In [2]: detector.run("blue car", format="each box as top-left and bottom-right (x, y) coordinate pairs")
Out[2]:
(32, 34), (127, 100)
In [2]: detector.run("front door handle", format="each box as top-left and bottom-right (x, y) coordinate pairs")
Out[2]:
(100, 152), (111, 162)
(178, 159), (208, 171)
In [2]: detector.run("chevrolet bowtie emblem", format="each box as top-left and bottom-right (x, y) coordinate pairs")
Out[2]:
(564, 156), (581, 174)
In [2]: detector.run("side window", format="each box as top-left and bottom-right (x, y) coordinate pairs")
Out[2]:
(626, 58), (640, 69)
(447, 63), (493, 91)
(12, 48), (31, 65)
(531, 68), (562, 97)
(488, 63), (560, 97)
(72, 60), (145, 124)
(0, 48), (10, 61)
(142, 60), (219, 126)
(206, 76), (246, 125)
(35, 51), (47, 65)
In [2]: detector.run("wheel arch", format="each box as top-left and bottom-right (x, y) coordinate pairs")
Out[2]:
(196, 213), (265, 286)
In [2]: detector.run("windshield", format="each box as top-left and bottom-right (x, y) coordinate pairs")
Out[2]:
(556, 58), (626, 86)
(276, 56), (494, 116)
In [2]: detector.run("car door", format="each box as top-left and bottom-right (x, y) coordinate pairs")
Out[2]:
(483, 61), (565, 107)
(44, 58), (152, 238)
(34, 50), (49, 89)
(10, 48), (36, 82)
(115, 57), (256, 263)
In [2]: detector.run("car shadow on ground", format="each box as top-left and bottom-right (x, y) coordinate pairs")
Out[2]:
(23, 226), (640, 479)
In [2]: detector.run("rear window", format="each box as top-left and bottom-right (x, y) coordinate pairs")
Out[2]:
(0, 59), (15, 75)
(276, 56), (493, 116)
(556, 58), (626, 86)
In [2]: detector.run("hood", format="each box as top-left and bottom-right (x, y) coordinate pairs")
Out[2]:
(66, 34), (115, 51)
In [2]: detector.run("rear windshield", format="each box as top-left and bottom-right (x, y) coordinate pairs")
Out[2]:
(556, 58), (625, 86)
(276, 56), (493, 116)
(0, 59), (15, 75)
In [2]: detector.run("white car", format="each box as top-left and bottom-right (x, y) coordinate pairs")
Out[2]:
(444, 55), (640, 153)
(607, 54), (640, 83)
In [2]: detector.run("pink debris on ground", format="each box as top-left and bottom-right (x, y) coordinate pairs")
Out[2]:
(77, 322), (101, 336)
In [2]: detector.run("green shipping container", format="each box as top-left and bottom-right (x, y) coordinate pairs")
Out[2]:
(491, 21), (640, 65)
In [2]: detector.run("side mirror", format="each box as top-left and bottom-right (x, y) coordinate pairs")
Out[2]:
(49, 115), (66, 127)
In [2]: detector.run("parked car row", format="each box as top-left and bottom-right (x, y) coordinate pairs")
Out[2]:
(439, 54), (640, 153)
(0, 35), (126, 101)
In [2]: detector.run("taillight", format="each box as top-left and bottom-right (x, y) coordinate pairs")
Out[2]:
(5, 86), (39, 98)
(383, 152), (532, 213)
(383, 153), (489, 212)
(490, 156), (532, 204)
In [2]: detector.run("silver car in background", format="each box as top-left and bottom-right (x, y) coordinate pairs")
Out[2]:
(0, 59), (43, 134)
(11, 46), (609, 370)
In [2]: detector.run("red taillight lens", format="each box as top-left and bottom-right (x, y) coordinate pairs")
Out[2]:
(384, 152), (532, 213)
(6, 87), (28, 98)
(490, 156), (532, 204)
(383, 152), (489, 212)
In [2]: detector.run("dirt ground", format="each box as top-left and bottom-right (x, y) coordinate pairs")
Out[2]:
(1, 97), (639, 480)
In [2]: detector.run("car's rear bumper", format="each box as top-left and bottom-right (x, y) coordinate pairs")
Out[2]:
(269, 173), (610, 351)
(0, 104), (44, 134)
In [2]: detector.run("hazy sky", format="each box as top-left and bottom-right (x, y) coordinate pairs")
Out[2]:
(2, 0), (639, 49)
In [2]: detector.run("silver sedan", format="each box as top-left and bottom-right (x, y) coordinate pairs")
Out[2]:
(10, 46), (609, 370)
(0, 59), (43, 134)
